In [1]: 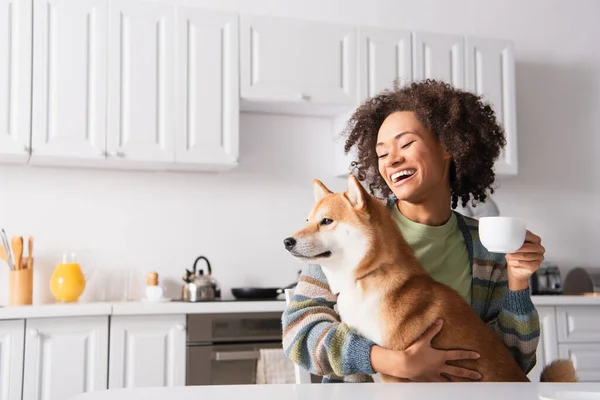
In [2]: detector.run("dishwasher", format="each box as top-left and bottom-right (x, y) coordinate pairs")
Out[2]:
(185, 312), (286, 385)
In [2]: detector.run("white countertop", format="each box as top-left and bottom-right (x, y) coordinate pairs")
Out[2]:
(68, 382), (600, 400)
(0, 299), (286, 320)
(1, 295), (599, 321)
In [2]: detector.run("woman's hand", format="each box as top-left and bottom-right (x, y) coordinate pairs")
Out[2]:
(370, 319), (482, 382)
(505, 230), (545, 291)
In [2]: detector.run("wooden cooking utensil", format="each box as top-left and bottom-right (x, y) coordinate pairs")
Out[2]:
(11, 236), (23, 270)
(27, 236), (33, 268)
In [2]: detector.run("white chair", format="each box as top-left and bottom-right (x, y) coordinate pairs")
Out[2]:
(284, 288), (313, 384)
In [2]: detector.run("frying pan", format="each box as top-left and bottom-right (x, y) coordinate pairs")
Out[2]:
(231, 282), (298, 300)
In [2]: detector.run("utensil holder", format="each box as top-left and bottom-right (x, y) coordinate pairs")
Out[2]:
(8, 258), (33, 306)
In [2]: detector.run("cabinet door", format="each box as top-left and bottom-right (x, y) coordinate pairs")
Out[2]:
(22, 316), (109, 400)
(240, 14), (357, 108)
(0, 320), (25, 400)
(413, 32), (464, 89)
(465, 37), (517, 175)
(108, 315), (186, 388)
(558, 344), (600, 382)
(31, 0), (108, 165)
(556, 306), (600, 343)
(0, 0), (32, 164)
(107, 0), (175, 165)
(357, 27), (412, 101)
(173, 7), (238, 169)
(527, 306), (558, 382)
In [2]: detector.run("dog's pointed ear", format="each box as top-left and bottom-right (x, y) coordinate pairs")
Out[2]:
(313, 179), (332, 202)
(347, 174), (367, 209)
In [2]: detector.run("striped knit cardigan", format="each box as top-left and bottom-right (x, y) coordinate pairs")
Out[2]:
(281, 202), (540, 383)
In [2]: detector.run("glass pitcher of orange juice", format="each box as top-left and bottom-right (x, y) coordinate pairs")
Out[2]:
(50, 252), (95, 303)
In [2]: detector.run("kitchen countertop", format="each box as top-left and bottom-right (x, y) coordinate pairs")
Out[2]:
(68, 382), (600, 400)
(1, 295), (599, 320)
(0, 299), (286, 320)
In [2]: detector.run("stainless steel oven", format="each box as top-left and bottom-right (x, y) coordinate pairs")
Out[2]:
(185, 312), (285, 385)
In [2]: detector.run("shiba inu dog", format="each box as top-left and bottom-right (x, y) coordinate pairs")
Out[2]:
(283, 174), (577, 383)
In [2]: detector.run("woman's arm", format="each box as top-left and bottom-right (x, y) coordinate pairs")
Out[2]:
(485, 287), (540, 374)
(281, 264), (376, 380)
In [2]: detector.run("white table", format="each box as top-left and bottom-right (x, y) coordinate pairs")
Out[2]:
(69, 383), (600, 400)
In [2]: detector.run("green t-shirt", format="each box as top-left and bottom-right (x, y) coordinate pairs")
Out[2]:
(391, 205), (472, 304)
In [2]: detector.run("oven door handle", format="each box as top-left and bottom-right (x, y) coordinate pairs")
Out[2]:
(212, 350), (261, 361)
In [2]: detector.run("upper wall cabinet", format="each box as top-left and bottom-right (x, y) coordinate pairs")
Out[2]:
(170, 6), (239, 170)
(334, 29), (519, 177)
(106, 0), (176, 167)
(240, 15), (357, 116)
(413, 32), (465, 89)
(465, 36), (517, 175)
(333, 27), (413, 177)
(26, 0), (239, 171)
(0, 0), (32, 164)
(357, 27), (412, 102)
(30, 0), (108, 167)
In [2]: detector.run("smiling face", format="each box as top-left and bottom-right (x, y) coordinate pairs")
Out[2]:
(376, 111), (451, 204)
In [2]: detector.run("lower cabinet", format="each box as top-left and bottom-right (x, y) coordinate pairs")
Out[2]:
(529, 304), (600, 383)
(22, 316), (109, 400)
(0, 320), (25, 400)
(0, 313), (187, 400)
(108, 315), (186, 388)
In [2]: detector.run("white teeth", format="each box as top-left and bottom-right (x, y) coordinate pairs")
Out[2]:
(391, 169), (416, 182)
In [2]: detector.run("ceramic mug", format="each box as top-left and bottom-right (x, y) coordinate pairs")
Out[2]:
(478, 216), (526, 254)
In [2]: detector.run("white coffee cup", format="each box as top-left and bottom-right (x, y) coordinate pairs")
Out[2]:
(478, 216), (526, 254)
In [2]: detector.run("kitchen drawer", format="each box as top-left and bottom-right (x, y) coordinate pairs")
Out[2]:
(556, 306), (600, 343)
(558, 344), (600, 382)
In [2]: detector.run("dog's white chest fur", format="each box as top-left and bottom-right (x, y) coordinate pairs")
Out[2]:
(335, 283), (385, 346)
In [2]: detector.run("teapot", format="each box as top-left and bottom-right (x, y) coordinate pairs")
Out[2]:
(50, 251), (96, 303)
(181, 256), (220, 301)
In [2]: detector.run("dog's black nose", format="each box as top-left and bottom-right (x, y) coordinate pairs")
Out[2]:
(284, 237), (296, 250)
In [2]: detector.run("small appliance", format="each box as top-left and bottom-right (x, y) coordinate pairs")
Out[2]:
(530, 261), (562, 295)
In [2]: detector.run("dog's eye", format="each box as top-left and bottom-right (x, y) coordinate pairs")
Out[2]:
(320, 218), (333, 225)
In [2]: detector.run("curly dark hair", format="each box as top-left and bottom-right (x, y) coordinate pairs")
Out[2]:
(341, 79), (506, 209)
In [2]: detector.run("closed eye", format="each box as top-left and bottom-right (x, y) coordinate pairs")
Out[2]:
(377, 153), (388, 159)
(401, 140), (416, 149)
(320, 218), (333, 225)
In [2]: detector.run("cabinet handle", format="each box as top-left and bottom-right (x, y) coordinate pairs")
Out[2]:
(116, 151), (126, 158)
(212, 350), (260, 361)
(298, 93), (311, 101)
(30, 329), (40, 338)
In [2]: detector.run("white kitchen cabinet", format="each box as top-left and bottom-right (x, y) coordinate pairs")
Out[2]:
(0, 0), (32, 164)
(559, 344), (600, 382)
(528, 306), (558, 382)
(108, 314), (186, 388)
(413, 32), (465, 89)
(465, 37), (518, 175)
(357, 27), (412, 101)
(240, 14), (357, 115)
(22, 316), (109, 400)
(0, 320), (25, 400)
(30, 0), (108, 167)
(106, 0), (176, 167)
(556, 305), (600, 343)
(333, 27), (413, 177)
(170, 7), (239, 171)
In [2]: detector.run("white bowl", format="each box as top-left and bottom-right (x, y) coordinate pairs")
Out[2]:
(478, 216), (526, 254)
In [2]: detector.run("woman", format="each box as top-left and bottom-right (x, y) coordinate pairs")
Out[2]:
(281, 80), (545, 383)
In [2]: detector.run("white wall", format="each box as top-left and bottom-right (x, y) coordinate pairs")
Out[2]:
(1, 0), (599, 304)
